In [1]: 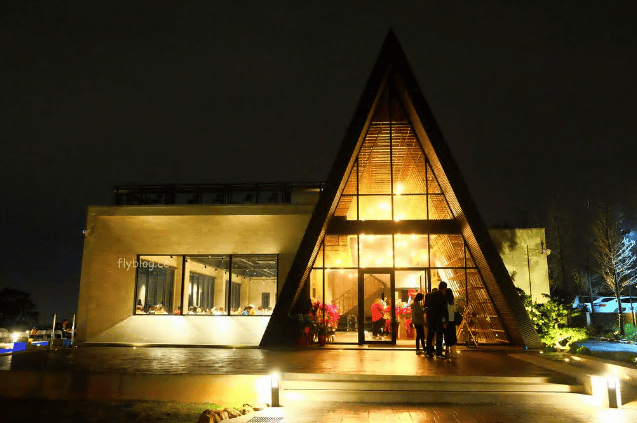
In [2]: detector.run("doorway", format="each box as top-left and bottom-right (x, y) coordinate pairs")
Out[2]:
(358, 270), (395, 344)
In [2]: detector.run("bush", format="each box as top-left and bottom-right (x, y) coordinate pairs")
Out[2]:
(571, 344), (591, 355)
(616, 322), (637, 342)
(519, 290), (588, 351)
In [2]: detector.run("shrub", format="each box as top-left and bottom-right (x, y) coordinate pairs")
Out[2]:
(519, 290), (588, 351)
(617, 322), (637, 342)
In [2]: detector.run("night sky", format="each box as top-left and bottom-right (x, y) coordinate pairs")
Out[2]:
(2, 2), (636, 324)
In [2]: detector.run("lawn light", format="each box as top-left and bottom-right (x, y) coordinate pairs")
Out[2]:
(270, 372), (280, 407)
(607, 376), (621, 408)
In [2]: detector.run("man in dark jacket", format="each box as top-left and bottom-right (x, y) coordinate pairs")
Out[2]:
(425, 281), (448, 358)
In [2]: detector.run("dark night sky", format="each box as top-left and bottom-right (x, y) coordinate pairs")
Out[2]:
(1, 1), (636, 324)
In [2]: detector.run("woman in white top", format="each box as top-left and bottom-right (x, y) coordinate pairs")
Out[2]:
(444, 289), (458, 358)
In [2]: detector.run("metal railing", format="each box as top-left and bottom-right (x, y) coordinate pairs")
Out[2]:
(114, 182), (324, 206)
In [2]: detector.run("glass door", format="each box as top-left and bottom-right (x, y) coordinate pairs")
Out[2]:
(358, 270), (395, 344)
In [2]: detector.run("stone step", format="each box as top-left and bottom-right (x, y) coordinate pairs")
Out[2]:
(280, 389), (588, 404)
(282, 372), (573, 384)
(283, 380), (580, 392)
(279, 373), (586, 404)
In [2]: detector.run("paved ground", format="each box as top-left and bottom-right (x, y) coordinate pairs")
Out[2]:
(275, 401), (637, 423)
(0, 345), (556, 377)
(1, 398), (636, 423)
(2, 345), (637, 422)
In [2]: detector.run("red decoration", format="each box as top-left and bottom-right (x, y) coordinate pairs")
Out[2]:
(311, 301), (341, 330)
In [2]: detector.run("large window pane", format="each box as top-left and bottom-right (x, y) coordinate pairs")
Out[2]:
(428, 195), (453, 219)
(358, 126), (392, 195)
(394, 235), (428, 268)
(393, 195), (427, 221)
(392, 126), (427, 194)
(185, 255), (228, 315)
(324, 235), (358, 268)
(325, 269), (357, 343)
(335, 195), (357, 220)
(135, 256), (178, 314)
(359, 196), (392, 220)
(359, 235), (393, 268)
(430, 235), (464, 268)
(395, 270), (427, 304)
(310, 269), (324, 305)
(231, 255), (277, 315)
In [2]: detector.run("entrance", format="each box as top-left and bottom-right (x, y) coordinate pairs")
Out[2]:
(358, 270), (395, 344)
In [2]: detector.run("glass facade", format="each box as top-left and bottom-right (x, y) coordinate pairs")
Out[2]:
(308, 79), (509, 344)
(135, 254), (277, 316)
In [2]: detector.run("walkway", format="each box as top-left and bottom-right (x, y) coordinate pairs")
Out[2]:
(2, 345), (637, 422)
(1, 345), (554, 377)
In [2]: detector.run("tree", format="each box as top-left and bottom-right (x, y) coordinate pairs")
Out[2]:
(591, 203), (637, 336)
(572, 264), (602, 324)
(542, 199), (576, 294)
(518, 289), (587, 351)
(0, 287), (39, 330)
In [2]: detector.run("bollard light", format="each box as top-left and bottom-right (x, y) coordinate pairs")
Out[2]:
(270, 372), (280, 407)
(607, 376), (621, 408)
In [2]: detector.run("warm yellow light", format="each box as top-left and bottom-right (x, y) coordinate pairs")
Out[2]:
(336, 259), (342, 264)
(270, 372), (280, 388)
(396, 184), (403, 195)
(411, 234), (416, 240)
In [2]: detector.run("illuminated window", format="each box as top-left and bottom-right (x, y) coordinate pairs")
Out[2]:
(135, 257), (178, 315)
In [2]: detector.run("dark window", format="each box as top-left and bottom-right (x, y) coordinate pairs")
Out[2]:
(230, 282), (241, 312)
(135, 261), (175, 314)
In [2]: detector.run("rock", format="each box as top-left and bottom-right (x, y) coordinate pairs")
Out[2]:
(245, 402), (269, 411)
(218, 410), (229, 420)
(223, 408), (242, 418)
(239, 405), (254, 415)
(199, 409), (221, 423)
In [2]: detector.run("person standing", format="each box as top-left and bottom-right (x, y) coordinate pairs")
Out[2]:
(371, 298), (385, 339)
(444, 289), (458, 358)
(425, 282), (448, 358)
(410, 292), (426, 355)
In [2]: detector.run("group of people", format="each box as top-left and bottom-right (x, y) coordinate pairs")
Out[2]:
(410, 281), (460, 358)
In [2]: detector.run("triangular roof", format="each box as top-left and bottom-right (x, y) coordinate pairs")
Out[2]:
(261, 29), (542, 348)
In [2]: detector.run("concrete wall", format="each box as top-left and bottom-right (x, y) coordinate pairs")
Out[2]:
(77, 204), (313, 345)
(489, 228), (551, 304)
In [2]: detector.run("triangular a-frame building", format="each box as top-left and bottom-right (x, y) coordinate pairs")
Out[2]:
(261, 30), (542, 348)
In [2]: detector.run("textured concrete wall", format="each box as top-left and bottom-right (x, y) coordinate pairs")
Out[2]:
(0, 371), (271, 404)
(77, 204), (313, 344)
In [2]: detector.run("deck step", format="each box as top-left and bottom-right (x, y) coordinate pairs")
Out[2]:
(279, 373), (586, 404)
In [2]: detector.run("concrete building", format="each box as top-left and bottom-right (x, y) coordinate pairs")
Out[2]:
(77, 31), (545, 348)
